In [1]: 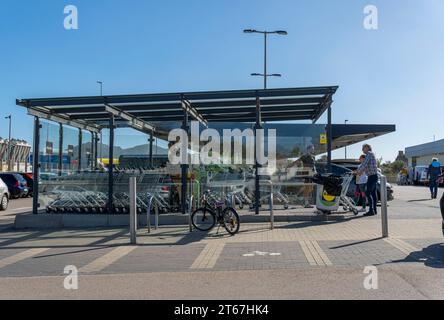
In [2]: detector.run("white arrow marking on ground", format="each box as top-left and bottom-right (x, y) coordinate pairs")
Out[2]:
(242, 251), (282, 257)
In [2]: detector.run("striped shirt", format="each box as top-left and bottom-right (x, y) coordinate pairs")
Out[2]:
(358, 151), (378, 176)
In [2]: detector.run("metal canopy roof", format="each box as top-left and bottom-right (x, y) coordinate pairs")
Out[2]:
(16, 86), (338, 132)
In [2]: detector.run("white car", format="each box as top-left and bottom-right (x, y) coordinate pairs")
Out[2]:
(0, 178), (10, 211)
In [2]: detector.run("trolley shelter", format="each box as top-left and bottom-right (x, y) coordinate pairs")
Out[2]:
(16, 86), (338, 216)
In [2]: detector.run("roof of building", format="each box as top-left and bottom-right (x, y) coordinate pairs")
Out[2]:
(405, 139), (444, 158)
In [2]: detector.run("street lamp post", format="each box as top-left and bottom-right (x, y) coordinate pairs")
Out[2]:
(5, 115), (12, 171)
(344, 119), (349, 159)
(97, 81), (103, 96)
(243, 29), (287, 89)
(97, 81), (103, 164)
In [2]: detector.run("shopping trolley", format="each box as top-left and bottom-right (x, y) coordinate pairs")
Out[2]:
(314, 172), (358, 215)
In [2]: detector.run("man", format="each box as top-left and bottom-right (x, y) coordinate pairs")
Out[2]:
(427, 158), (442, 199)
(355, 144), (378, 216)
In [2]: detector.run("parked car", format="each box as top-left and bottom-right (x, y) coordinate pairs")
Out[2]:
(0, 178), (9, 211)
(413, 166), (428, 185)
(15, 172), (33, 197)
(0, 173), (29, 199)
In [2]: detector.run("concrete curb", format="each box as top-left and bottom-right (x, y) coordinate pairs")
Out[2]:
(14, 211), (350, 230)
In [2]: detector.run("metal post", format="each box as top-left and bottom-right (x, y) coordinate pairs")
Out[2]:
(264, 33), (267, 89)
(188, 195), (193, 232)
(154, 203), (159, 230)
(181, 101), (189, 217)
(344, 120), (348, 159)
(327, 104), (332, 172)
(380, 175), (389, 238)
(94, 132), (98, 170)
(254, 95), (262, 215)
(32, 117), (40, 214)
(149, 132), (154, 169)
(147, 196), (152, 234)
(270, 191), (274, 230)
(90, 131), (95, 171)
(77, 128), (82, 173)
(129, 176), (137, 244)
(108, 115), (115, 214)
(6, 115), (12, 171)
(58, 124), (63, 176)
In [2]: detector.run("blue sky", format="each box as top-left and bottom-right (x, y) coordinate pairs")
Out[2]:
(1, 0), (443, 161)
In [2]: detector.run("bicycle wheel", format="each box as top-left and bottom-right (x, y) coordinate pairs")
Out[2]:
(191, 207), (216, 231)
(222, 207), (240, 235)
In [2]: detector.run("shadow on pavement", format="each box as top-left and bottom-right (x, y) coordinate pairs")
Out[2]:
(328, 237), (384, 249)
(407, 199), (433, 203)
(391, 243), (444, 269)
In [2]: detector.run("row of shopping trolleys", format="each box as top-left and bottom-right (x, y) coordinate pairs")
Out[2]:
(46, 191), (169, 214)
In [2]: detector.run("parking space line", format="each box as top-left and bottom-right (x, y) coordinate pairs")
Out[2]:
(191, 242), (225, 269)
(0, 248), (49, 269)
(79, 246), (137, 274)
(299, 240), (332, 266)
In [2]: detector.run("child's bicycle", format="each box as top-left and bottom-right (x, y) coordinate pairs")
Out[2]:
(191, 190), (240, 235)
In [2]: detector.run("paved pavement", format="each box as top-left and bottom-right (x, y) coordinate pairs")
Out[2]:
(0, 197), (31, 230)
(0, 186), (442, 299)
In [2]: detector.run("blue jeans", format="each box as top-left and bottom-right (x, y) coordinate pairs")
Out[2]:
(429, 178), (438, 198)
(366, 174), (378, 214)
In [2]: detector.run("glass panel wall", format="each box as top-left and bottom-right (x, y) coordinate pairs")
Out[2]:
(81, 130), (92, 171)
(38, 121), (108, 214)
(36, 119), (330, 215)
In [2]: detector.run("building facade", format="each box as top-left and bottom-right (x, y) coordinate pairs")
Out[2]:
(405, 139), (444, 167)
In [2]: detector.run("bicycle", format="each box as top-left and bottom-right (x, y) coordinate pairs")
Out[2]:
(191, 190), (240, 235)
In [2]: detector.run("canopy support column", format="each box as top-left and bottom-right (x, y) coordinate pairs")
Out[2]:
(327, 104), (332, 172)
(90, 131), (95, 170)
(32, 116), (40, 214)
(93, 132), (98, 170)
(77, 129), (82, 173)
(254, 95), (262, 215)
(149, 132), (154, 169)
(58, 123), (63, 176)
(108, 115), (115, 214)
(181, 100), (189, 216)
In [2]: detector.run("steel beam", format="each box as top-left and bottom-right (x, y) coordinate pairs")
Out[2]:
(26, 107), (101, 133)
(16, 86), (337, 108)
(182, 100), (208, 126)
(105, 104), (155, 134)
(67, 104), (319, 120)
